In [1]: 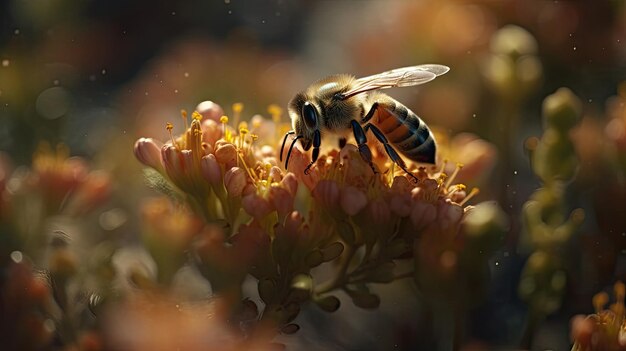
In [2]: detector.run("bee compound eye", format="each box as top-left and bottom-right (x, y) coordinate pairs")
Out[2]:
(302, 102), (318, 129)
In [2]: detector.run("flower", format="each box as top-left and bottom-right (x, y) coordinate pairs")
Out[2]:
(570, 282), (626, 351)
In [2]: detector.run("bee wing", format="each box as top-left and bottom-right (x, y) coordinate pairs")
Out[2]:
(340, 64), (450, 99)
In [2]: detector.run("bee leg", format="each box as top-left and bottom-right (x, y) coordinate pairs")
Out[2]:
(338, 137), (347, 149)
(304, 130), (321, 175)
(361, 102), (379, 123)
(280, 130), (296, 162)
(350, 120), (377, 174)
(365, 123), (418, 183)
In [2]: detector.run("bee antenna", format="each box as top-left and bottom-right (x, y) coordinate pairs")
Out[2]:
(280, 130), (296, 162)
(285, 135), (302, 170)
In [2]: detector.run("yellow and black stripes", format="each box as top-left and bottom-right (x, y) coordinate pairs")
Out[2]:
(367, 95), (436, 164)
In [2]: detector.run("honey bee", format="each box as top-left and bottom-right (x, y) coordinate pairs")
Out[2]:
(280, 64), (449, 181)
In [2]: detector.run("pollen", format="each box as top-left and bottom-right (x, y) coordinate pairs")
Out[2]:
(220, 115), (229, 124)
(192, 111), (202, 121)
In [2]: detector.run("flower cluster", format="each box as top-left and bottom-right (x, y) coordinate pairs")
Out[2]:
(133, 100), (507, 343)
(0, 145), (113, 351)
(570, 282), (626, 351)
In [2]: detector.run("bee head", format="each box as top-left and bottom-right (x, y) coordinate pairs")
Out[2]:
(288, 95), (320, 151)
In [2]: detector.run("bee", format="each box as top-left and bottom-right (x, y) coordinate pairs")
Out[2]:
(280, 64), (449, 181)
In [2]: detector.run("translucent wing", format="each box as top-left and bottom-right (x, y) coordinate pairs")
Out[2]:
(340, 64), (450, 99)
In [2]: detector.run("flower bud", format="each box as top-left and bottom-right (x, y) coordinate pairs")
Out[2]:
(340, 186), (367, 216)
(195, 100), (224, 122)
(389, 193), (412, 217)
(440, 202), (464, 230)
(463, 201), (508, 253)
(570, 315), (594, 348)
(201, 119), (222, 146)
(490, 24), (538, 57)
(280, 172), (298, 195)
(134, 138), (163, 171)
(242, 193), (272, 219)
(215, 143), (238, 169)
(367, 198), (391, 224)
(269, 166), (284, 183)
(390, 176), (411, 194)
(542, 87), (582, 131)
(224, 167), (247, 197)
(269, 186), (294, 217)
(312, 179), (339, 208)
(410, 201), (437, 229)
(201, 154), (222, 185)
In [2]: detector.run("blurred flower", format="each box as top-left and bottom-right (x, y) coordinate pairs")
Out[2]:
(435, 132), (498, 186)
(102, 292), (274, 351)
(141, 197), (203, 284)
(570, 282), (626, 351)
(1, 259), (53, 351)
(481, 25), (542, 99)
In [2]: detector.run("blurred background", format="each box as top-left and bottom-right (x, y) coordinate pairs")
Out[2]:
(1, 0), (626, 350)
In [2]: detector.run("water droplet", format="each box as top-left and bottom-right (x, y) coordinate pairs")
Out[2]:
(472, 113), (476, 118)
(14, 29), (20, 35)
(588, 99), (592, 103)
(53, 79), (59, 85)
(228, 10), (232, 14)
(145, 91), (149, 96)
(174, 89), (179, 93)
(2, 59), (10, 67)
(101, 69), (106, 75)
(569, 33), (573, 37)
(513, 170), (518, 175)
(495, 261), (499, 266)
(171, 11), (176, 15)
(10, 251), (23, 263)
(184, 72), (189, 77)
(573, 46), (577, 51)
(262, 19), (266, 24)
(224, 0), (231, 3)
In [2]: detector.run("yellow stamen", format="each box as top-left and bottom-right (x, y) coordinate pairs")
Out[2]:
(439, 159), (448, 174)
(166, 122), (177, 147)
(192, 111), (202, 121)
(593, 292), (609, 314)
(233, 103), (243, 128)
(268, 104), (283, 123)
(445, 163), (464, 188)
(459, 187), (479, 206)
(220, 115), (229, 138)
(181, 109), (188, 130)
(237, 151), (258, 183)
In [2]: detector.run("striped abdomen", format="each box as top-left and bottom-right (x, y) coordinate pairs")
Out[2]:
(369, 96), (436, 164)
